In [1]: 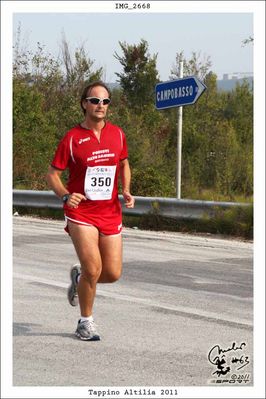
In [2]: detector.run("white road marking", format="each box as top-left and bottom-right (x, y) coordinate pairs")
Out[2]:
(14, 272), (252, 328)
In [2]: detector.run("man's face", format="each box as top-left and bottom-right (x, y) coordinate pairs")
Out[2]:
(83, 86), (110, 122)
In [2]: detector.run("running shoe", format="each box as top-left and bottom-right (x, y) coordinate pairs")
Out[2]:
(75, 319), (101, 341)
(67, 264), (81, 306)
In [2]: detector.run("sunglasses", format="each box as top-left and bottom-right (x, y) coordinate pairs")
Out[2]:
(85, 97), (111, 105)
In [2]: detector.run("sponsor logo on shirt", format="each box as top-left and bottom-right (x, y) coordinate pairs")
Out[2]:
(79, 137), (91, 144)
(87, 149), (115, 162)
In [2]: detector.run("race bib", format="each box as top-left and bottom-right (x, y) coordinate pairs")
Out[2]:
(84, 165), (116, 200)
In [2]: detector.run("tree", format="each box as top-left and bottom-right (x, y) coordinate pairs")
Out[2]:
(12, 27), (253, 201)
(222, 80), (253, 195)
(242, 36), (254, 47)
(13, 79), (59, 189)
(114, 39), (160, 109)
(60, 32), (103, 94)
(170, 51), (212, 81)
(12, 30), (105, 189)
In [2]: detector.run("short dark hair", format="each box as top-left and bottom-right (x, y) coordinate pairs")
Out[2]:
(80, 81), (112, 114)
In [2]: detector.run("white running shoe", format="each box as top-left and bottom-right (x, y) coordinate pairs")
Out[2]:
(75, 319), (101, 341)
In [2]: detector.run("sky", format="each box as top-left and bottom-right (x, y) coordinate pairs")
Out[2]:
(12, 8), (254, 82)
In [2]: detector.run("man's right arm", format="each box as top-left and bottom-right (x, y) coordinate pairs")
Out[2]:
(46, 166), (69, 199)
(46, 166), (86, 208)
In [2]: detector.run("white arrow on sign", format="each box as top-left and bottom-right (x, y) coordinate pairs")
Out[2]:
(193, 76), (207, 103)
(155, 76), (207, 109)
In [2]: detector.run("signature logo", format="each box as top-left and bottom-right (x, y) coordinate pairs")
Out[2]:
(208, 341), (251, 384)
(79, 137), (91, 144)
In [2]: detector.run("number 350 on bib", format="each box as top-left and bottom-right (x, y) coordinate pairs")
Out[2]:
(84, 165), (116, 200)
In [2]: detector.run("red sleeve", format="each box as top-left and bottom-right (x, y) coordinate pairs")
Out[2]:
(119, 129), (128, 160)
(51, 133), (71, 170)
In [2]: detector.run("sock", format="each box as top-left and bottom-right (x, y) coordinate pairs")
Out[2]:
(80, 315), (94, 323)
(76, 273), (81, 284)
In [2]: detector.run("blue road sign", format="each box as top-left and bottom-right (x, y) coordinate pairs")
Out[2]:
(155, 76), (207, 110)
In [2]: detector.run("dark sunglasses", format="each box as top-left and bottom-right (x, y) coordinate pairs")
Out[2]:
(85, 97), (111, 105)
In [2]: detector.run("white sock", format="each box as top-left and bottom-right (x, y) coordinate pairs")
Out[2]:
(80, 315), (94, 323)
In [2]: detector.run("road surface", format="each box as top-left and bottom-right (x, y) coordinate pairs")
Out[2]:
(12, 216), (253, 389)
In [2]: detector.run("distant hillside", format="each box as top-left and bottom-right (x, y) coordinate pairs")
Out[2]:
(108, 77), (253, 93)
(217, 77), (253, 91)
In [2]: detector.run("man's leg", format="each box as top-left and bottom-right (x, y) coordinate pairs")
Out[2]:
(98, 233), (123, 283)
(67, 221), (102, 317)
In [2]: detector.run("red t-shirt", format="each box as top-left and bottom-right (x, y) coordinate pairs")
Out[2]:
(51, 121), (128, 215)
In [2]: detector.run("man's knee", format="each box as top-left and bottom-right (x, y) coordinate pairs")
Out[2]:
(107, 268), (122, 283)
(81, 265), (101, 283)
(100, 267), (122, 283)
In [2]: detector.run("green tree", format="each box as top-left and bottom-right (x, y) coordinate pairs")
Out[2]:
(222, 80), (253, 195)
(114, 39), (160, 109)
(13, 80), (58, 189)
(60, 32), (103, 95)
(13, 32), (104, 189)
(170, 51), (212, 80)
(12, 27), (253, 202)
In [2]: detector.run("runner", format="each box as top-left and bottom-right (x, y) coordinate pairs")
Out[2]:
(46, 81), (135, 340)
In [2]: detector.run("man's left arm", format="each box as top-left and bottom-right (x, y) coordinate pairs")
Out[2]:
(120, 158), (135, 208)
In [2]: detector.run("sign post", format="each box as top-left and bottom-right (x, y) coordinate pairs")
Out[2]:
(177, 61), (183, 199)
(155, 72), (206, 199)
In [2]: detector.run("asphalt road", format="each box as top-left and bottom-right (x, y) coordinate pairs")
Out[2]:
(12, 216), (253, 390)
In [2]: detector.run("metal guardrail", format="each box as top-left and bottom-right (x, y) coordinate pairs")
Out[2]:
(13, 189), (251, 220)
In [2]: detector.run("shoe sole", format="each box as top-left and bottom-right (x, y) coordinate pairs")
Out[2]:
(67, 266), (80, 307)
(75, 331), (101, 341)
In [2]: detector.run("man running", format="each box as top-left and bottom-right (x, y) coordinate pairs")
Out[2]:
(46, 81), (134, 341)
